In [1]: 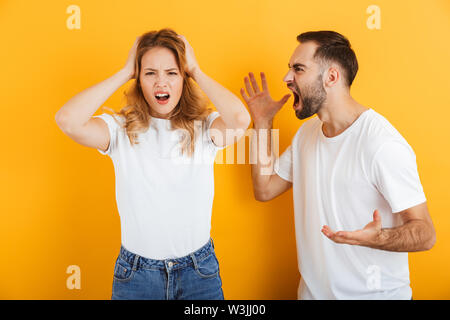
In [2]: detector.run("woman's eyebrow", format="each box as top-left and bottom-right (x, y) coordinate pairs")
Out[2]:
(144, 67), (179, 71)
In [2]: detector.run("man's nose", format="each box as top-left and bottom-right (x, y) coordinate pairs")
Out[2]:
(283, 69), (294, 83)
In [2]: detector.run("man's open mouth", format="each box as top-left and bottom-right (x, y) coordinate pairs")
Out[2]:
(288, 85), (300, 108)
(293, 91), (300, 108)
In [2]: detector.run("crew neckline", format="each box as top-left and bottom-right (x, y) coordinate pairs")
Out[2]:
(149, 116), (173, 130)
(150, 116), (171, 122)
(319, 108), (372, 143)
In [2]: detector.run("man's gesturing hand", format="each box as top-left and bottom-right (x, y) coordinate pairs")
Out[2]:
(240, 72), (291, 127)
(321, 210), (382, 248)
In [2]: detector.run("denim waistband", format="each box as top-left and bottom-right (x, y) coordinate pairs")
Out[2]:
(118, 238), (215, 271)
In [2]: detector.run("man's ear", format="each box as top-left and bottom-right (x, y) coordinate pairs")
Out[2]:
(323, 65), (340, 88)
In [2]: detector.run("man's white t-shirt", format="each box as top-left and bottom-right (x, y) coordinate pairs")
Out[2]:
(274, 108), (426, 300)
(93, 111), (224, 260)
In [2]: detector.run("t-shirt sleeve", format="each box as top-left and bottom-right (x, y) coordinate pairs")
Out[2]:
(205, 111), (226, 150)
(92, 113), (121, 156)
(371, 140), (426, 213)
(274, 144), (293, 182)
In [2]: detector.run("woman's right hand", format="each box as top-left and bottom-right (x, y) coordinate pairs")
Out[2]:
(122, 36), (140, 80)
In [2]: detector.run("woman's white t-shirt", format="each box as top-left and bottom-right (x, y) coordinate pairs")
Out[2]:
(93, 111), (224, 260)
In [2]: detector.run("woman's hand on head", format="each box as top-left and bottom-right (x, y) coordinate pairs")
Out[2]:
(177, 35), (201, 79)
(123, 36), (140, 80)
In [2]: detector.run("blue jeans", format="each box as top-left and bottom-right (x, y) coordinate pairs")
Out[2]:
(111, 238), (224, 300)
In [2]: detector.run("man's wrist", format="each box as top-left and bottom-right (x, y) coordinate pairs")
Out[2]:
(370, 229), (387, 249)
(253, 120), (273, 130)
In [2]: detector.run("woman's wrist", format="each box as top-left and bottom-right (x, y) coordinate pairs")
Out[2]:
(190, 67), (203, 82)
(119, 67), (134, 82)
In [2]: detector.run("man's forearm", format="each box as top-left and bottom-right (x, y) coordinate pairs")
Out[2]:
(250, 121), (275, 196)
(370, 220), (436, 252)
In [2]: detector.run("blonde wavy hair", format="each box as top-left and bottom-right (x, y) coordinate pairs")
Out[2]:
(105, 28), (211, 156)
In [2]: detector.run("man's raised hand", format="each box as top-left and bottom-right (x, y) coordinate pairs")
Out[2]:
(240, 72), (291, 128)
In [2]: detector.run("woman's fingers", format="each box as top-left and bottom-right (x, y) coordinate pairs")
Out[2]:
(177, 34), (189, 48)
(123, 36), (141, 79)
(177, 35), (188, 48)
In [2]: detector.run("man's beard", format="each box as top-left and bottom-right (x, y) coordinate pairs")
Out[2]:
(295, 74), (326, 120)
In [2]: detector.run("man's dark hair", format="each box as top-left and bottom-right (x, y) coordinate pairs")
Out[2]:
(297, 31), (358, 86)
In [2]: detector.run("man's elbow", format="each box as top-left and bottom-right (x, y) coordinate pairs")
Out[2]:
(424, 232), (436, 251)
(254, 190), (271, 202)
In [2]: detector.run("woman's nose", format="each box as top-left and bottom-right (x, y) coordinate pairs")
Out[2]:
(155, 75), (168, 84)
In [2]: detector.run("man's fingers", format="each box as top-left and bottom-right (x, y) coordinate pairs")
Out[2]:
(278, 93), (291, 106)
(322, 226), (342, 242)
(333, 237), (360, 245)
(244, 76), (255, 97)
(249, 72), (261, 94)
(327, 233), (360, 245)
(373, 209), (381, 222)
(240, 88), (250, 104)
(260, 72), (269, 92)
(322, 226), (361, 245)
(336, 231), (357, 240)
(321, 225), (334, 237)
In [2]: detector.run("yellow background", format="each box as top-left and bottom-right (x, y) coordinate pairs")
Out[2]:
(0, 0), (449, 299)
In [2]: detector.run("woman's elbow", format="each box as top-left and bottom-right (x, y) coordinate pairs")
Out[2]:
(235, 110), (251, 130)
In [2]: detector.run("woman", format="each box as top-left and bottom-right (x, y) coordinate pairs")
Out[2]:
(55, 29), (250, 299)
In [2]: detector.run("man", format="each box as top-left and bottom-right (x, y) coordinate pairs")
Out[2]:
(240, 31), (436, 299)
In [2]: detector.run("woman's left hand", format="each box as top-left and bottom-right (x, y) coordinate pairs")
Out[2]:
(177, 35), (201, 79)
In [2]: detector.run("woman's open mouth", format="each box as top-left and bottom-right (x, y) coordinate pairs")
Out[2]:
(155, 92), (170, 105)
